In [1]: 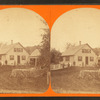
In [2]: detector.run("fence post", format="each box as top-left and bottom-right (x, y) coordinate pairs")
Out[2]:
(47, 71), (50, 85)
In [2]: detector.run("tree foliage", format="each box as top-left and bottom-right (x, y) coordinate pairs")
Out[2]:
(38, 28), (50, 69)
(50, 48), (62, 64)
(93, 48), (100, 56)
(66, 42), (76, 49)
(0, 42), (8, 49)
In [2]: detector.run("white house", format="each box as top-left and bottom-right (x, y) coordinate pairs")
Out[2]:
(29, 49), (41, 66)
(0, 41), (29, 66)
(60, 43), (97, 67)
(97, 55), (100, 65)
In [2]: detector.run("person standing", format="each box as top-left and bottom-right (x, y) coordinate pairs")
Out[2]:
(5, 60), (7, 65)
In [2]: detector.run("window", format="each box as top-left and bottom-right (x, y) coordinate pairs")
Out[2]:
(65, 56), (70, 61)
(90, 57), (94, 61)
(73, 61), (76, 66)
(17, 48), (19, 52)
(22, 56), (26, 60)
(78, 56), (82, 61)
(82, 49), (91, 53)
(98, 60), (100, 63)
(14, 48), (23, 52)
(10, 55), (14, 60)
(82, 49), (84, 53)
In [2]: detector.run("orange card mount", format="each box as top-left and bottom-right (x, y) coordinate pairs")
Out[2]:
(0, 5), (100, 97)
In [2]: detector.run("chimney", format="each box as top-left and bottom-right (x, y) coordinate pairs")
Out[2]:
(11, 40), (13, 45)
(79, 41), (81, 45)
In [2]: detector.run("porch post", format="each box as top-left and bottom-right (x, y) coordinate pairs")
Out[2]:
(35, 58), (37, 66)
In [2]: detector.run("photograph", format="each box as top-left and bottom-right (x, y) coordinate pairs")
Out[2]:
(51, 8), (100, 93)
(0, 7), (50, 93)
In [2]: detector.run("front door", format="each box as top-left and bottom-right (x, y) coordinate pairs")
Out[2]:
(17, 55), (20, 64)
(85, 57), (88, 65)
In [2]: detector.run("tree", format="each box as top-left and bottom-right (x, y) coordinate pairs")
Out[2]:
(0, 42), (8, 50)
(37, 17), (50, 70)
(93, 48), (100, 56)
(50, 48), (62, 64)
(38, 28), (50, 70)
(66, 42), (76, 49)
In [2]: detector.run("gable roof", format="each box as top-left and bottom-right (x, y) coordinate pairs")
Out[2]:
(30, 49), (41, 57)
(25, 45), (41, 55)
(62, 44), (96, 56)
(0, 42), (29, 55)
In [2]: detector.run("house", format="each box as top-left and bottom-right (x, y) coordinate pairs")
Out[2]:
(29, 49), (41, 66)
(60, 42), (97, 67)
(97, 55), (100, 65)
(0, 41), (29, 66)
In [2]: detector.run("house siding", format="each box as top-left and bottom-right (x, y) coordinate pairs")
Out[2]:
(1, 43), (29, 65)
(75, 45), (97, 66)
(61, 44), (97, 67)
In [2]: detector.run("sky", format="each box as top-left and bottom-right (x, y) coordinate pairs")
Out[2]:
(0, 8), (49, 47)
(51, 8), (100, 52)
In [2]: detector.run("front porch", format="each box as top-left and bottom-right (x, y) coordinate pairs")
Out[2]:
(29, 57), (39, 66)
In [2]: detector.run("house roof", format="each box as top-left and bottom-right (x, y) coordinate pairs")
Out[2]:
(0, 42), (29, 55)
(62, 44), (96, 56)
(30, 49), (41, 57)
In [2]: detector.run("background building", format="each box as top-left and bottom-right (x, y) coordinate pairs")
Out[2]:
(29, 49), (41, 66)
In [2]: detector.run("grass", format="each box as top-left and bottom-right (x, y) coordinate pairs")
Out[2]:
(51, 66), (100, 93)
(0, 65), (49, 93)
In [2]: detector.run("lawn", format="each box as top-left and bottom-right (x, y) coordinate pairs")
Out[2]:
(51, 66), (100, 93)
(0, 65), (49, 93)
